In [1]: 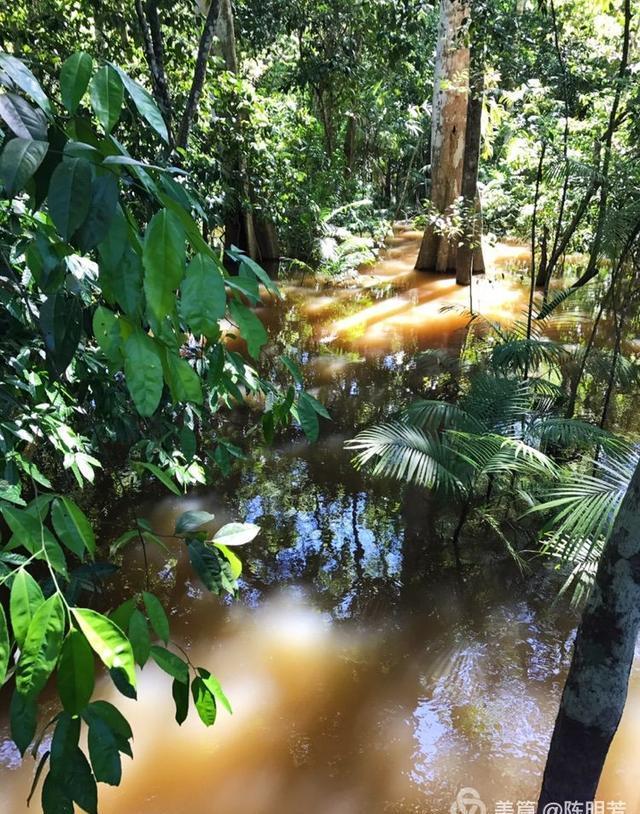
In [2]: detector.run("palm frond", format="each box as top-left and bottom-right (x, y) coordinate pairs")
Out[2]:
(447, 432), (558, 478)
(543, 535), (603, 608)
(462, 372), (531, 435)
(346, 422), (465, 494)
(490, 338), (567, 375)
(528, 417), (613, 449)
(402, 399), (484, 433)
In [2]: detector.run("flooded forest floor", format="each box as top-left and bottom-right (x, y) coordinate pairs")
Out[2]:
(2, 226), (640, 814)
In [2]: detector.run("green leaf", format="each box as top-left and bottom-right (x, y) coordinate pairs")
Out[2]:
(16, 594), (65, 697)
(10, 690), (38, 755)
(150, 645), (189, 684)
(109, 597), (137, 633)
(280, 354), (303, 385)
(75, 173), (119, 252)
(187, 538), (223, 593)
(179, 253), (226, 338)
(64, 748), (98, 814)
(296, 393), (320, 442)
(89, 65), (123, 134)
(123, 329), (164, 416)
(50, 712), (80, 771)
(0, 137), (48, 196)
(142, 592), (170, 644)
(128, 609), (150, 667)
(9, 568), (44, 649)
(108, 250), (144, 318)
(300, 390), (330, 420)
(214, 543), (242, 580)
(47, 157), (94, 240)
(111, 64), (169, 143)
(175, 510), (215, 535)
(0, 53), (52, 113)
(0, 604), (9, 685)
(197, 667), (232, 715)
(60, 52), (93, 114)
(39, 293), (82, 375)
(211, 522), (260, 547)
(92, 306), (124, 367)
(0, 92), (47, 139)
(228, 299), (268, 359)
(72, 608), (136, 688)
(51, 497), (96, 559)
(238, 253), (282, 299)
(142, 210), (185, 323)
(86, 715), (122, 786)
(191, 676), (216, 726)
(57, 630), (95, 714)
(162, 351), (203, 405)
(172, 677), (189, 725)
(135, 461), (181, 495)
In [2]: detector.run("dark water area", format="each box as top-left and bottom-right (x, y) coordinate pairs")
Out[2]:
(1, 227), (639, 813)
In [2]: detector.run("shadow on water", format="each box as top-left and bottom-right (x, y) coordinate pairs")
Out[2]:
(2, 226), (640, 813)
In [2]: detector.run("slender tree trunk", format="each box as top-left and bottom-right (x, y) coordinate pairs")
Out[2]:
(524, 141), (546, 380)
(538, 456), (640, 809)
(176, 0), (220, 150)
(134, 0), (174, 143)
(415, 0), (470, 273)
(456, 36), (484, 286)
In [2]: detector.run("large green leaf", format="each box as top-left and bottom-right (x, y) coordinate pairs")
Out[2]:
(142, 210), (185, 323)
(86, 715), (122, 786)
(16, 594), (65, 697)
(52, 497), (96, 559)
(89, 65), (123, 134)
(108, 250), (144, 318)
(47, 157), (94, 240)
(72, 608), (136, 688)
(0, 53), (52, 113)
(191, 676), (216, 726)
(162, 351), (202, 404)
(172, 678), (189, 724)
(128, 610), (150, 667)
(179, 253), (226, 338)
(92, 306), (124, 367)
(60, 52), (93, 114)
(0, 604), (9, 686)
(150, 645), (189, 684)
(10, 690), (37, 755)
(187, 538), (223, 593)
(75, 173), (119, 252)
(142, 592), (170, 644)
(9, 569), (44, 649)
(39, 293), (83, 375)
(175, 511), (215, 535)
(228, 299), (268, 359)
(111, 64), (169, 143)
(197, 667), (232, 715)
(0, 137), (48, 196)
(123, 329), (164, 416)
(0, 92), (47, 139)
(57, 629), (95, 714)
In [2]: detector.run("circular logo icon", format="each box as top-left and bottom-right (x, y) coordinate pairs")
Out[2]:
(450, 787), (487, 814)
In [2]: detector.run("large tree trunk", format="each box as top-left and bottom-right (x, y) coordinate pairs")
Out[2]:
(538, 457), (640, 809)
(456, 35), (484, 286)
(415, 0), (470, 273)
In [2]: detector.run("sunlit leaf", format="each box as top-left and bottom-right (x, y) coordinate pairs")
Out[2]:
(72, 608), (136, 688)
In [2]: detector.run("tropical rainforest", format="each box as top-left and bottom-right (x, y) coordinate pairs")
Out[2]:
(0, 0), (639, 812)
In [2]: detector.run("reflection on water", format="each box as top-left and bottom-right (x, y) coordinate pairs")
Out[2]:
(1, 226), (639, 814)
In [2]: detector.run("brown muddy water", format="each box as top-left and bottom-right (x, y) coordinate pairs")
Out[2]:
(1, 227), (639, 814)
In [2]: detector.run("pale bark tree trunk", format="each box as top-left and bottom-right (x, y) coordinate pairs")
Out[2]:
(415, 0), (470, 274)
(538, 456), (640, 808)
(456, 35), (484, 286)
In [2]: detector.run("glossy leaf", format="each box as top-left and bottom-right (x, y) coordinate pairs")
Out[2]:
(175, 511), (215, 535)
(142, 592), (170, 644)
(179, 253), (226, 338)
(0, 92), (47, 139)
(111, 64), (169, 143)
(60, 52), (93, 114)
(228, 299), (268, 359)
(75, 173), (119, 252)
(0, 604), (9, 686)
(211, 522), (260, 547)
(86, 715), (122, 786)
(39, 293), (82, 375)
(123, 329), (164, 416)
(142, 210), (185, 323)
(135, 461), (181, 496)
(47, 157), (94, 240)
(172, 678), (189, 725)
(128, 610), (150, 667)
(16, 594), (65, 697)
(191, 676), (216, 726)
(187, 538), (223, 593)
(72, 608), (136, 689)
(150, 645), (189, 684)
(9, 568), (44, 648)
(57, 630), (95, 714)
(51, 497), (96, 559)
(0, 137), (48, 196)
(89, 65), (123, 134)
(198, 667), (232, 715)
(10, 690), (38, 755)
(163, 352), (202, 405)
(0, 53), (52, 113)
